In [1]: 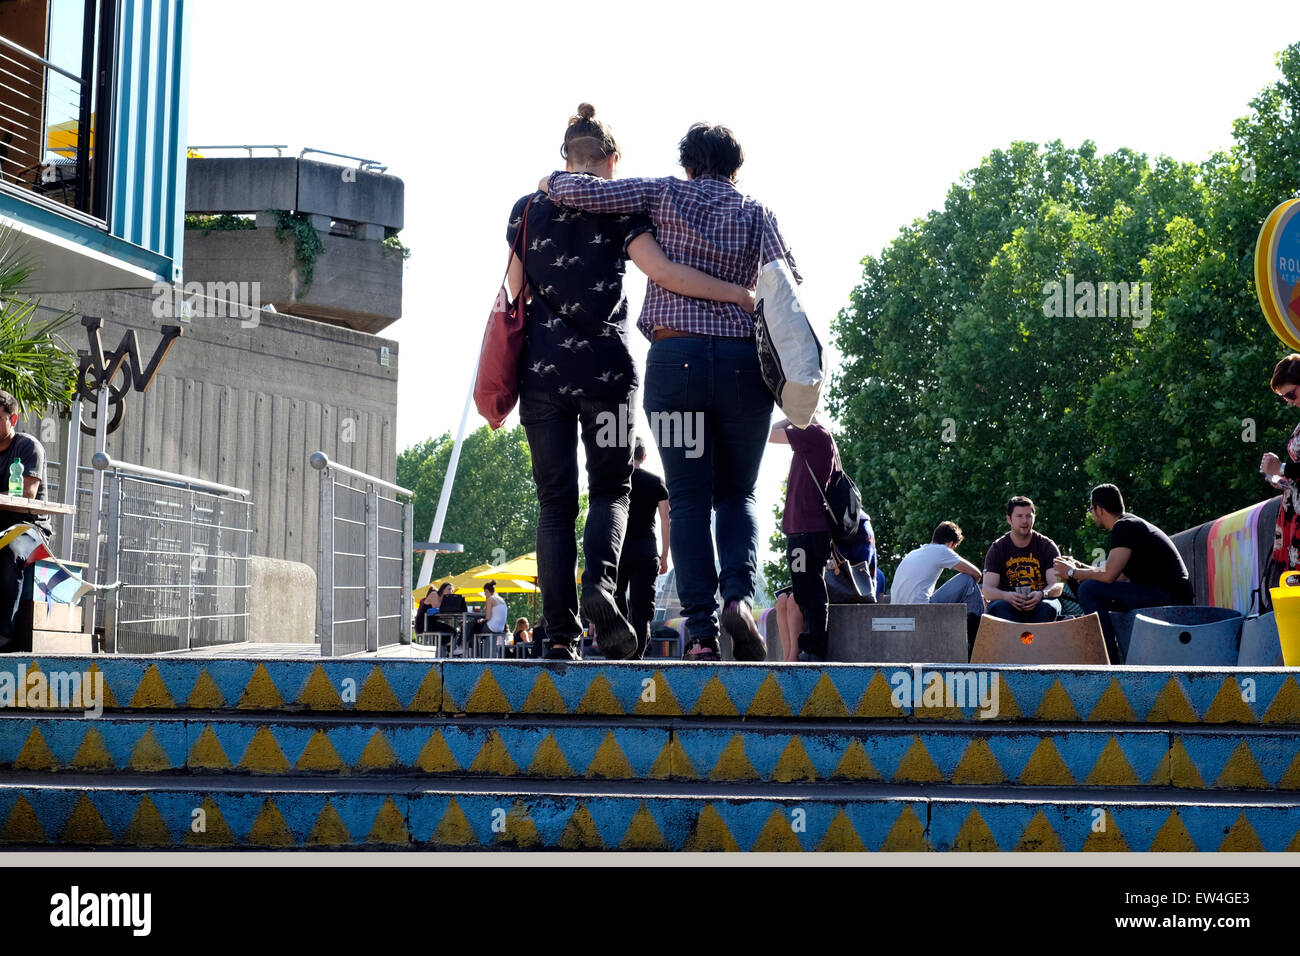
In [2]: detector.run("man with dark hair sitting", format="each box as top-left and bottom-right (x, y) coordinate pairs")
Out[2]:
(0, 389), (51, 652)
(1054, 483), (1192, 659)
(982, 495), (1064, 624)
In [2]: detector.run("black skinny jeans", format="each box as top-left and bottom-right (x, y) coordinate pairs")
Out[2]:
(786, 531), (832, 645)
(520, 388), (633, 645)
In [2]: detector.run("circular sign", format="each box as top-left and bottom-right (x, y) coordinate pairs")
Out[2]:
(1256, 198), (1300, 350)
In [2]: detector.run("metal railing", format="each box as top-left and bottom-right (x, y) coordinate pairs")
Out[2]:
(311, 451), (412, 656)
(188, 144), (288, 156)
(0, 0), (110, 219)
(89, 453), (252, 653)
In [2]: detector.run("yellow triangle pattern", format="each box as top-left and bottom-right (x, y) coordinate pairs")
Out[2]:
(496, 799), (541, 849)
(1146, 678), (1198, 724)
(414, 730), (460, 774)
(527, 733), (575, 778)
(1081, 811), (1130, 851)
(798, 673), (849, 718)
(683, 805), (741, 852)
(366, 797), (410, 845)
(817, 811), (867, 851)
(1087, 679), (1138, 722)
(1084, 737), (1141, 787)
(307, 802), (352, 846)
(1203, 676), (1256, 724)
(559, 804), (604, 850)
(856, 671), (906, 718)
(831, 738), (881, 781)
(1263, 677), (1300, 724)
(186, 669), (225, 709)
(463, 671), (510, 713)
(128, 664), (176, 709)
(357, 668), (403, 712)
(128, 728), (172, 772)
(708, 734), (760, 781)
(880, 805), (930, 851)
(952, 809), (1000, 851)
(70, 728), (115, 772)
(1219, 814), (1265, 852)
(236, 664), (285, 710)
(993, 674), (1022, 719)
(650, 736), (696, 780)
(1278, 749), (1300, 790)
(431, 799), (476, 847)
(690, 675), (738, 717)
(750, 808), (804, 851)
(183, 797), (235, 847)
(188, 726), (232, 770)
(86, 662), (118, 709)
(356, 731), (399, 771)
(1015, 811), (1064, 852)
(296, 731), (346, 773)
(575, 673), (624, 716)
(239, 726), (290, 774)
(772, 737), (818, 783)
(951, 738), (1006, 785)
(1035, 680), (1080, 721)
(1213, 741), (1271, 790)
(1018, 739), (1074, 786)
(61, 794), (113, 846)
(746, 673), (793, 717)
(407, 667), (443, 713)
(619, 803), (668, 850)
(892, 736), (943, 783)
(520, 671), (567, 714)
(631, 670), (682, 716)
(1, 796), (45, 845)
(468, 730), (519, 776)
(15, 727), (57, 772)
(1148, 812), (1198, 851)
(1167, 738), (1206, 789)
(246, 799), (295, 848)
(123, 797), (171, 847)
(296, 666), (344, 711)
(586, 732), (636, 779)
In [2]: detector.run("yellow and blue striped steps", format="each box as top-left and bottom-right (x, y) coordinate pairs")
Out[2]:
(2, 656), (1300, 850)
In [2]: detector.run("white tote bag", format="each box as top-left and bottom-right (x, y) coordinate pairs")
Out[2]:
(754, 257), (823, 426)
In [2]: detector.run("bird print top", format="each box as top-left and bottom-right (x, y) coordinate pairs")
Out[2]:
(506, 191), (653, 401)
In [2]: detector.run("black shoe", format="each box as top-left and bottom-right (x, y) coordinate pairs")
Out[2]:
(721, 599), (767, 661)
(796, 631), (827, 663)
(544, 642), (581, 661)
(581, 591), (637, 660)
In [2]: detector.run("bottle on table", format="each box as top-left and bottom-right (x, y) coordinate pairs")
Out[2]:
(7, 461), (22, 497)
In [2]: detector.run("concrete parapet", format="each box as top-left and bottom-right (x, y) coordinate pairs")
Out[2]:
(828, 603), (968, 663)
(248, 557), (317, 644)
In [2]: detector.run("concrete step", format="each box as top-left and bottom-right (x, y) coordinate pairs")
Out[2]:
(5, 714), (1299, 792)
(3, 656), (1298, 726)
(3, 771), (1298, 850)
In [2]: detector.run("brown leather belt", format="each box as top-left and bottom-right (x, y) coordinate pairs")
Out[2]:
(652, 327), (710, 342)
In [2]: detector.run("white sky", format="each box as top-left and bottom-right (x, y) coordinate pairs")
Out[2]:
(186, 0), (1293, 565)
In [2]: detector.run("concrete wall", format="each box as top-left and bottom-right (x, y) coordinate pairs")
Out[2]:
(26, 287), (399, 568)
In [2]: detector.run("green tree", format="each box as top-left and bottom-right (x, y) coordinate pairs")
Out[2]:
(830, 43), (1300, 579)
(399, 424), (539, 579)
(0, 232), (77, 410)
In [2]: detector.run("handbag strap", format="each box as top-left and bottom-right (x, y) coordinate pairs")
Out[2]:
(500, 196), (533, 296)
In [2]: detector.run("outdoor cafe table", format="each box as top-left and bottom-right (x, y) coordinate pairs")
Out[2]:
(0, 494), (76, 518)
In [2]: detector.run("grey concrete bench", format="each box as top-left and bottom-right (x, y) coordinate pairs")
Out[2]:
(827, 603), (968, 663)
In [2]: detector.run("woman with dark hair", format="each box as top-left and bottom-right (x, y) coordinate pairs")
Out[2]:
(507, 105), (755, 661)
(415, 582), (455, 635)
(541, 122), (801, 661)
(1261, 354), (1300, 592)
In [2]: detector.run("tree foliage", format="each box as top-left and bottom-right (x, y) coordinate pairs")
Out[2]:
(0, 229), (78, 411)
(829, 43), (1300, 579)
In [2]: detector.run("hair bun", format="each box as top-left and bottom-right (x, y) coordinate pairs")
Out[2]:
(576, 102), (596, 120)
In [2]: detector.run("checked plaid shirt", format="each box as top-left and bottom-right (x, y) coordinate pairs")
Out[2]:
(547, 171), (801, 340)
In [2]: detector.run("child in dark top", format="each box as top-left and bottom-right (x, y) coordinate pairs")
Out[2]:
(509, 104), (753, 662)
(769, 414), (839, 661)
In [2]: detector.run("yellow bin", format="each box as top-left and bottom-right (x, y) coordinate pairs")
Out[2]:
(1270, 572), (1300, 666)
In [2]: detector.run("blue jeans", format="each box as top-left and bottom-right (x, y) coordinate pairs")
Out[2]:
(643, 336), (773, 642)
(520, 388), (634, 644)
(931, 573), (986, 617)
(986, 598), (1061, 624)
(1076, 579), (1175, 658)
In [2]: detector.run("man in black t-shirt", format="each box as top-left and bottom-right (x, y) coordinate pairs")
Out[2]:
(0, 389), (52, 650)
(1054, 483), (1192, 660)
(615, 437), (670, 658)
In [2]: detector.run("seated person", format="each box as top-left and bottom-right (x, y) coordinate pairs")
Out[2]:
(415, 583), (457, 635)
(0, 390), (51, 653)
(892, 520), (985, 646)
(982, 495), (1063, 624)
(474, 580), (508, 642)
(509, 617), (531, 658)
(1054, 483), (1192, 659)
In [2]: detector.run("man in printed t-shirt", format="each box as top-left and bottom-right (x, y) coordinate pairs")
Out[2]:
(982, 495), (1064, 623)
